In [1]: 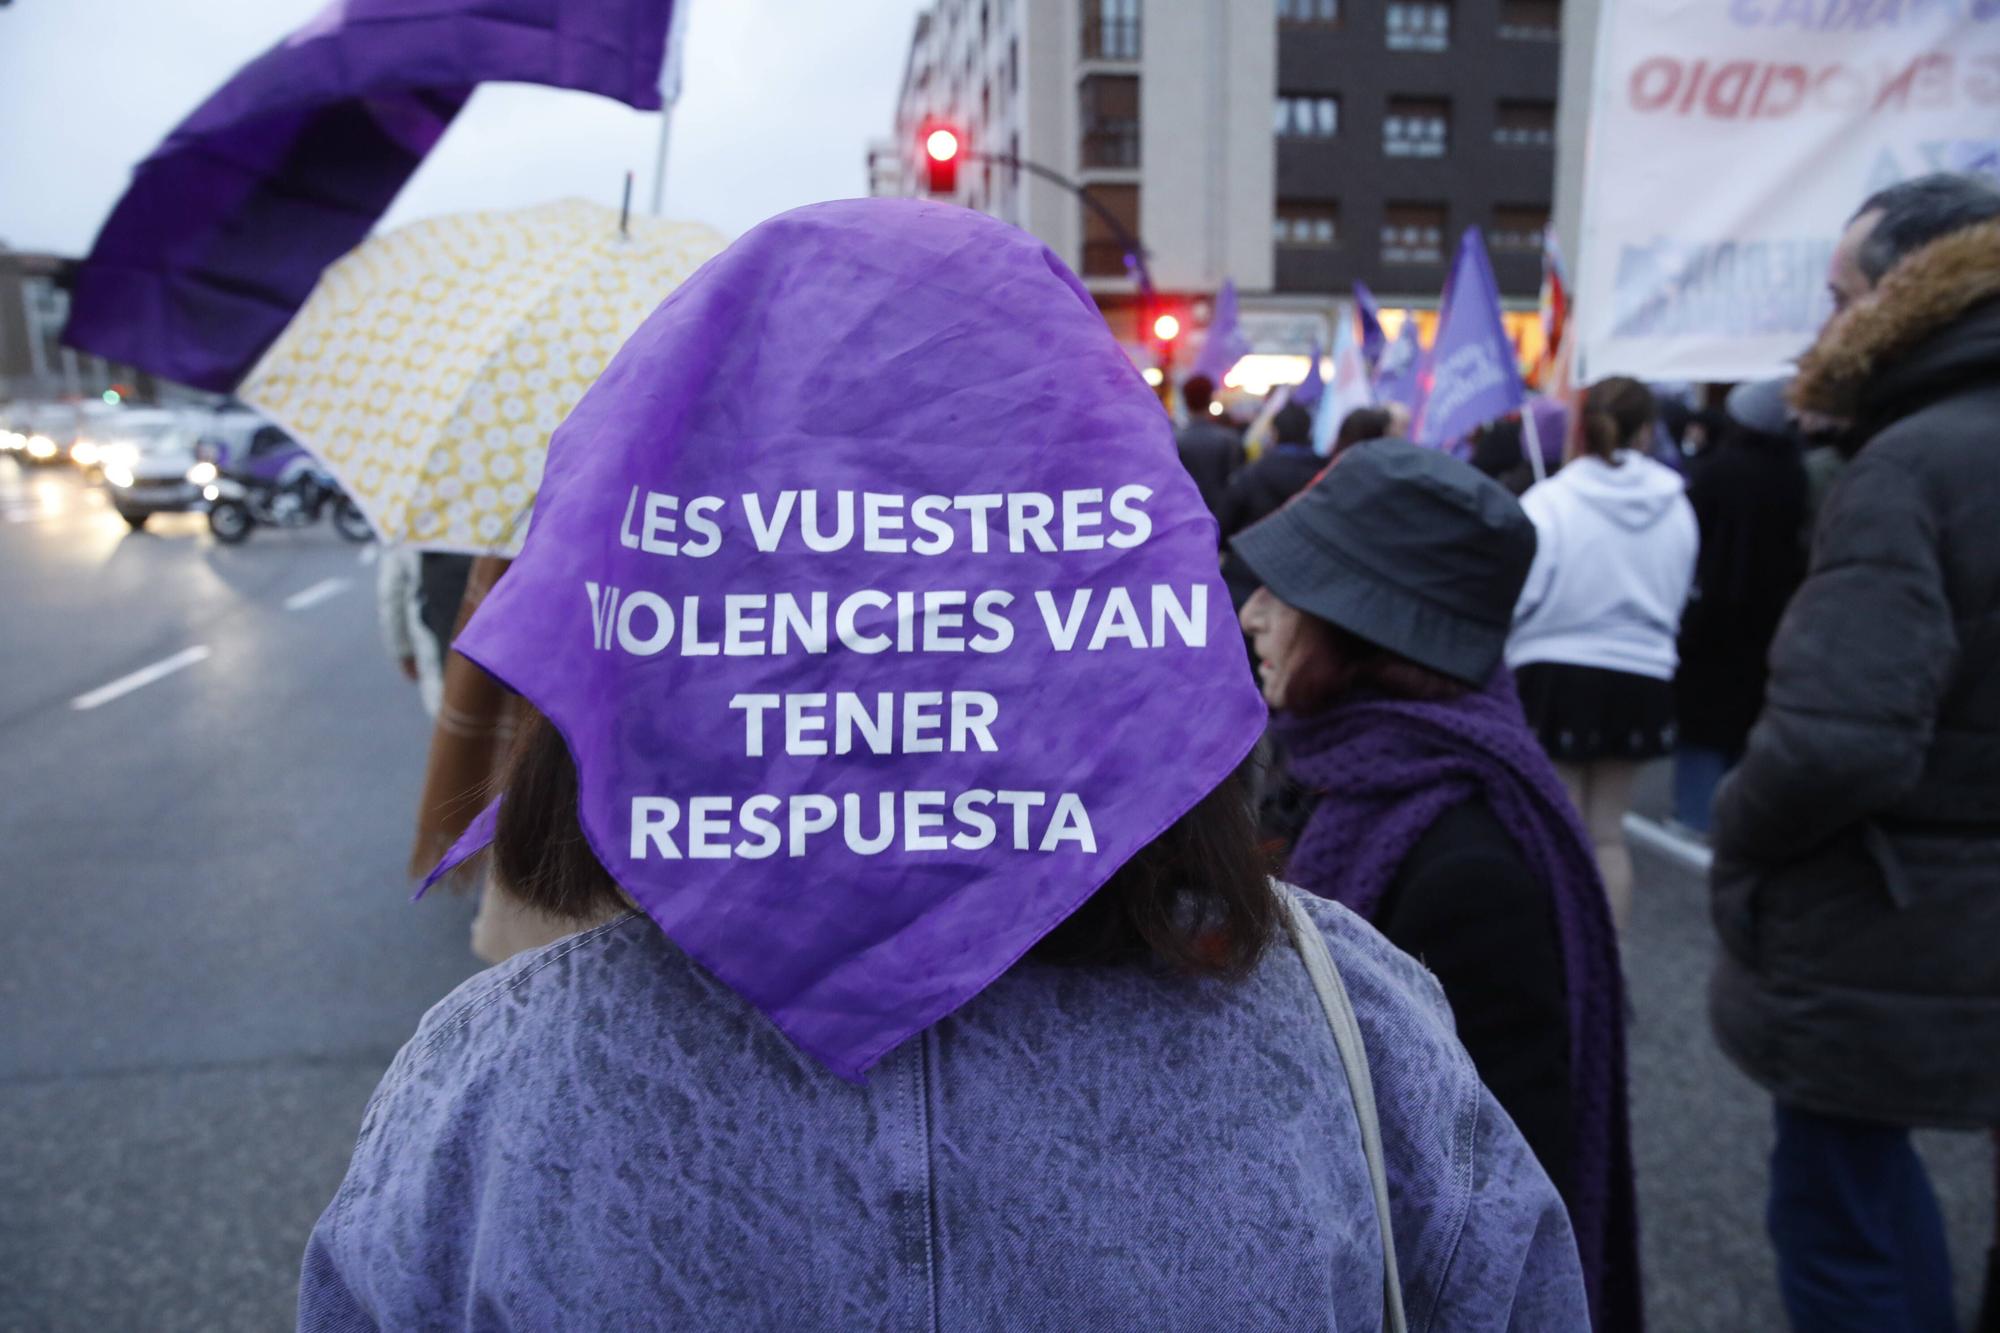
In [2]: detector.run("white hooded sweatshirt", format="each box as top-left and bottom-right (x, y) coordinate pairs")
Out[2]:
(1508, 451), (1699, 681)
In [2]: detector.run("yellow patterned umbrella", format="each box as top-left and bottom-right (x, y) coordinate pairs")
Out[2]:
(241, 199), (725, 554)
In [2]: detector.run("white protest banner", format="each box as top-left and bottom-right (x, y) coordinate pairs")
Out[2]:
(1575, 3), (2000, 382)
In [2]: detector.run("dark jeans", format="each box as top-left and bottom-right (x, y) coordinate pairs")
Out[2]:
(1768, 1103), (1956, 1332)
(1671, 743), (1735, 834)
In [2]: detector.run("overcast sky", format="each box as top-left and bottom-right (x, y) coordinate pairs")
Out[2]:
(0, 0), (925, 256)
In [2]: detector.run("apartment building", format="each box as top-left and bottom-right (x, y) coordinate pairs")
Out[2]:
(886, 0), (1271, 348)
(881, 0), (1562, 370)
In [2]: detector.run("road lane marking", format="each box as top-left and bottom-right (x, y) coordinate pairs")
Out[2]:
(70, 645), (212, 711)
(1624, 813), (1714, 875)
(284, 577), (351, 611)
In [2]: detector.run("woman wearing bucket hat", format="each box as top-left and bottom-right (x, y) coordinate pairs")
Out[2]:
(1233, 440), (1640, 1332)
(298, 201), (1585, 1331)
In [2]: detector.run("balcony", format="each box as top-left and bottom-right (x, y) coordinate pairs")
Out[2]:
(1081, 17), (1140, 61)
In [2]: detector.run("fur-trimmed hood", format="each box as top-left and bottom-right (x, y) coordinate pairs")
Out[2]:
(1791, 219), (2000, 421)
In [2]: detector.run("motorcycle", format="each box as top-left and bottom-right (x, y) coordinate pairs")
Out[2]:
(202, 466), (374, 544)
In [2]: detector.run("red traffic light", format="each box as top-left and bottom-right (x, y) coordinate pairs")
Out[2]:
(920, 120), (961, 194)
(1152, 313), (1181, 342)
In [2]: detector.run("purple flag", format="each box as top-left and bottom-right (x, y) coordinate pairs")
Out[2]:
(1374, 320), (1424, 410)
(1413, 228), (1526, 450)
(1190, 279), (1253, 385)
(1290, 336), (1325, 411)
(1353, 281), (1386, 371)
(429, 200), (1264, 1080)
(63, 0), (679, 392)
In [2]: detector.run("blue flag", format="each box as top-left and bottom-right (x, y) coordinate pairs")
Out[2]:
(1191, 279), (1254, 385)
(1291, 336), (1325, 411)
(1352, 281), (1386, 372)
(1413, 228), (1526, 450)
(1374, 320), (1423, 410)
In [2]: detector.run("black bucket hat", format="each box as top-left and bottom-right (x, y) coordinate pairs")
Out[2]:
(1228, 439), (1537, 686)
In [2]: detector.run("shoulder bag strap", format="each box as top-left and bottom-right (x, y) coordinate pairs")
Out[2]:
(1282, 892), (1410, 1333)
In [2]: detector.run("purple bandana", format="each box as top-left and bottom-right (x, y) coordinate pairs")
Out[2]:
(434, 199), (1265, 1080)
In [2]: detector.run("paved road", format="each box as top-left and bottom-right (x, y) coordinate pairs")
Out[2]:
(0, 461), (479, 1330)
(1, 461), (1991, 1329)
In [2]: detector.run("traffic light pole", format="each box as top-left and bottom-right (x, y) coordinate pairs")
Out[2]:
(966, 152), (1156, 301)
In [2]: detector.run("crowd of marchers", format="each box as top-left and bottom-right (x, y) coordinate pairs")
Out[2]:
(320, 176), (2000, 1333)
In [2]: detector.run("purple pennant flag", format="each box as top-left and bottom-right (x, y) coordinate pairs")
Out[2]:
(1290, 336), (1325, 411)
(1373, 320), (1424, 410)
(1190, 279), (1254, 385)
(62, 0), (679, 392)
(1352, 281), (1387, 372)
(1413, 227), (1526, 451)
(434, 199), (1266, 1081)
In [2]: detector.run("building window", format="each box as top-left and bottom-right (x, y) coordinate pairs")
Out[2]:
(1277, 0), (1341, 22)
(1499, 0), (1561, 39)
(1491, 206), (1550, 253)
(1274, 94), (1340, 138)
(1494, 100), (1555, 148)
(1386, 1), (1450, 51)
(1384, 98), (1449, 157)
(1081, 0), (1140, 60)
(1080, 75), (1141, 168)
(1274, 201), (1340, 248)
(1081, 184), (1140, 277)
(1382, 203), (1447, 264)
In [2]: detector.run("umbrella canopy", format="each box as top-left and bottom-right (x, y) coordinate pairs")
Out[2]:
(241, 199), (724, 555)
(61, 0), (681, 392)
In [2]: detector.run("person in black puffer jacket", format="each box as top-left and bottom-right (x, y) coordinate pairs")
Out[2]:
(1669, 381), (1808, 835)
(1708, 173), (2000, 1333)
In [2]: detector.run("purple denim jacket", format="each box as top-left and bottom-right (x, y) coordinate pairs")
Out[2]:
(300, 890), (1587, 1330)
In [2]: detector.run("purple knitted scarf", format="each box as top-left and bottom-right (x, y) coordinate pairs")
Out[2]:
(1276, 668), (1642, 1331)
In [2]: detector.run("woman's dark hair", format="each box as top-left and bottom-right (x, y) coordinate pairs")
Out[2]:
(1280, 612), (1470, 716)
(1181, 374), (1215, 415)
(1331, 406), (1393, 457)
(1273, 402), (1314, 446)
(493, 708), (1278, 978)
(1580, 376), (1654, 463)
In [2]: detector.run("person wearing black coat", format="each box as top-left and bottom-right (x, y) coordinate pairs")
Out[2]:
(1708, 175), (2000, 1333)
(1216, 402), (1323, 608)
(1669, 384), (1807, 834)
(1172, 374), (1242, 517)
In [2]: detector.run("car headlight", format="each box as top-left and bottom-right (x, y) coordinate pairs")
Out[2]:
(27, 435), (58, 460)
(186, 461), (218, 486)
(72, 441), (101, 467)
(104, 463), (135, 489)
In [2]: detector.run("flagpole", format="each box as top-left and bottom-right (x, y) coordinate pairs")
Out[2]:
(1521, 405), (1549, 485)
(650, 102), (674, 216)
(651, 0), (690, 216)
